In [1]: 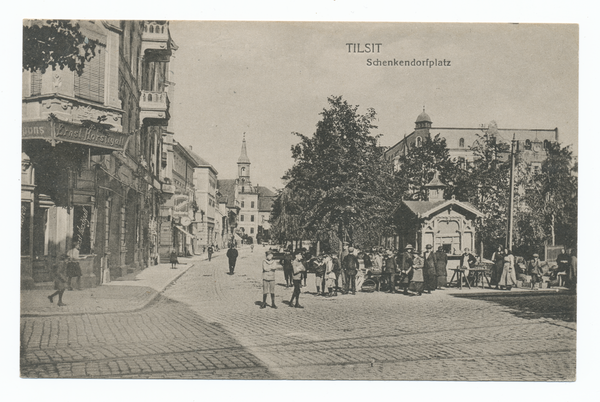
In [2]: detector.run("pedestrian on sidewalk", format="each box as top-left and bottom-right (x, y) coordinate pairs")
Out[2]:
(324, 254), (337, 296)
(170, 248), (179, 269)
(409, 248), (425, 296)
(289, 251), (306, 308)
(48, 255), (68, 306)
(66, 241), (84, 290)
(499, 249), (517, 290)
(261, 250), (277, 309)
(208, 245), (214, 261)
(226, 245), (238, 275)
(490, 245), (505, 289)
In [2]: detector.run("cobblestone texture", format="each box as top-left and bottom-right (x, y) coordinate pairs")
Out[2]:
(21, 247), (576, 380)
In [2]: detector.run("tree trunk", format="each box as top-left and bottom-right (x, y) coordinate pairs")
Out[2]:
(551, 213), (556, 246)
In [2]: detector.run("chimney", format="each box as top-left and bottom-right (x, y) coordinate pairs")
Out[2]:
(189, 145), (193, 150)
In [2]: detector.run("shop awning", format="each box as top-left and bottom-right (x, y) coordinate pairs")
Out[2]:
(174, 225), (195, 239)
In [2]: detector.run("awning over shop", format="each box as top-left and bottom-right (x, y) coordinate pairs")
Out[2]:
(23, 118), (128, 153)
(174, 225), (195, 239)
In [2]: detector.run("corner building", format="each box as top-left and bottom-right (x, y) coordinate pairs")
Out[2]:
(21, 20), (177, 288)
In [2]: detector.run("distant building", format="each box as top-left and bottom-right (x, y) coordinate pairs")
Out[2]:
(217, 135), (276, 245)
(384, 110), (558, 171)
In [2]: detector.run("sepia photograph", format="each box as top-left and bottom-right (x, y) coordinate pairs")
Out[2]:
(13, 3), (589, 397)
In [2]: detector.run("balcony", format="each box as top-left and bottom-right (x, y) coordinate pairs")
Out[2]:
(139, 90), (169, 125)
(142, 22), (172, 58)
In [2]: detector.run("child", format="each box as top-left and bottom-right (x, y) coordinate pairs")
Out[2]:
(170, 249), (179, 269)
(48, 255), (68, 306)
(261, 250), (277, 309)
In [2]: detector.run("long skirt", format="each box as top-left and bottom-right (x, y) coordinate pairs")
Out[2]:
(490, 262), (503, 285)
(437, 274), (447, 288)
(424, 268), (437, 290)
(499, 264), (517, 287)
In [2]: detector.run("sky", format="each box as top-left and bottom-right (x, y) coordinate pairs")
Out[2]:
(168, 22), (578, 191)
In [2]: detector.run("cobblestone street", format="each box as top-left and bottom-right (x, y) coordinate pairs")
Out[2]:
(20, 247), (576, 380)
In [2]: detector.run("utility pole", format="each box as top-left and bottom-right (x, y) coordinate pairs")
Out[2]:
(506, 133), (516, 251)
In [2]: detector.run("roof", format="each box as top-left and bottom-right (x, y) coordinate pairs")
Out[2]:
(238, 137), (251, 164)
(402, 198), (483, 219)
(425, 171), (446, 188)
(416, 110), (432, 123)
(217, 179), (237, 208)
(185, 147), (218, 175)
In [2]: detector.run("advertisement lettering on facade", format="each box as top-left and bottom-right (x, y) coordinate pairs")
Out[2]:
(172, 195), (190, 217)
(22, 120), (128, 152)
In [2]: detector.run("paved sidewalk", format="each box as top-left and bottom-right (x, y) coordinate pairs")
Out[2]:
(20, 252), (213, 317)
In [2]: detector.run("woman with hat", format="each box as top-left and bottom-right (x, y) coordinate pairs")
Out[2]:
(423, 244), (437, 293)
(410, 247), (425, 296)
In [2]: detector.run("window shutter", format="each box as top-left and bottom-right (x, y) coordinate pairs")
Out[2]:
(75, 44), (106, 103)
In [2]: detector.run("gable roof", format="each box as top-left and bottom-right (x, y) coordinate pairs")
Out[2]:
(402, 198), (482, 219)
(217, 179), (237, 208)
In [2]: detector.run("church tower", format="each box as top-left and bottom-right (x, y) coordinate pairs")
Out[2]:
(237, 133), (251, 187)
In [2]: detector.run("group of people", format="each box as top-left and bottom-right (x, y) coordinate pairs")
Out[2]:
(490, 245), (577, 290)
(257, 243), (453, 311)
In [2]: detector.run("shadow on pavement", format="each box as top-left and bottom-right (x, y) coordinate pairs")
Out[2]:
(451, 291), (577, 322)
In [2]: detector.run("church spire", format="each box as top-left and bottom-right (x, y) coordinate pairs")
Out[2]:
(238, 132), (251, 164)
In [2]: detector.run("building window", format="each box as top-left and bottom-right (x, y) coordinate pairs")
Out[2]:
(30, 71), (42, 96)
(241, 201), (244, 208)
(459, 138), (465, 148)
(251, 215), (254, 222)
(250, 227), (254, 234)
(251, 201), (255, 208)
(74, 44), (106, 103)
(416, 136), (422, 147)
(240, 215), (244, 222)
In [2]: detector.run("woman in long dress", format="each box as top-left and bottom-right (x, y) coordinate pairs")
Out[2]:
(499, 249), (517, 290)
(490, 245), (505, 289)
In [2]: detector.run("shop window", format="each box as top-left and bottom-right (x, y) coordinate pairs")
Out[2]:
(73, 205), (93, 254)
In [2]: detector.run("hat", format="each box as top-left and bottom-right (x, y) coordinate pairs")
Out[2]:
(405, 244), (414, 250)
(533, 253), (539, 258)
(426, 244), (433, 249)
(348, 246), (354, 252)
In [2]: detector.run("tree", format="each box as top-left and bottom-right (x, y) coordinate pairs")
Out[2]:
(393, 134), (460, 201)
(23, 20), (97, 76)
(520, 142), (577, 250)
(460, 134), (512, 255)
(280, 96), (394, 253)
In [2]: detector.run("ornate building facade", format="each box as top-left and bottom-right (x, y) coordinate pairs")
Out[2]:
(21, 20), (177, 288)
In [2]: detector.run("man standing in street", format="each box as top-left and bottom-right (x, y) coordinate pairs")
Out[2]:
(384, 249), (397, 293)
(399, 244), (414, 295)
(434, 246), (448, 289)
(226, 245), (238, 275)
(260, 250), (277, 309)
(282, 247), (294, 287)
(343, 246), (359, 295)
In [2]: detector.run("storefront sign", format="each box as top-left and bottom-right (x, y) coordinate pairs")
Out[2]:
(173, 195), (191, 217)
(22, 120), (128, 152)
